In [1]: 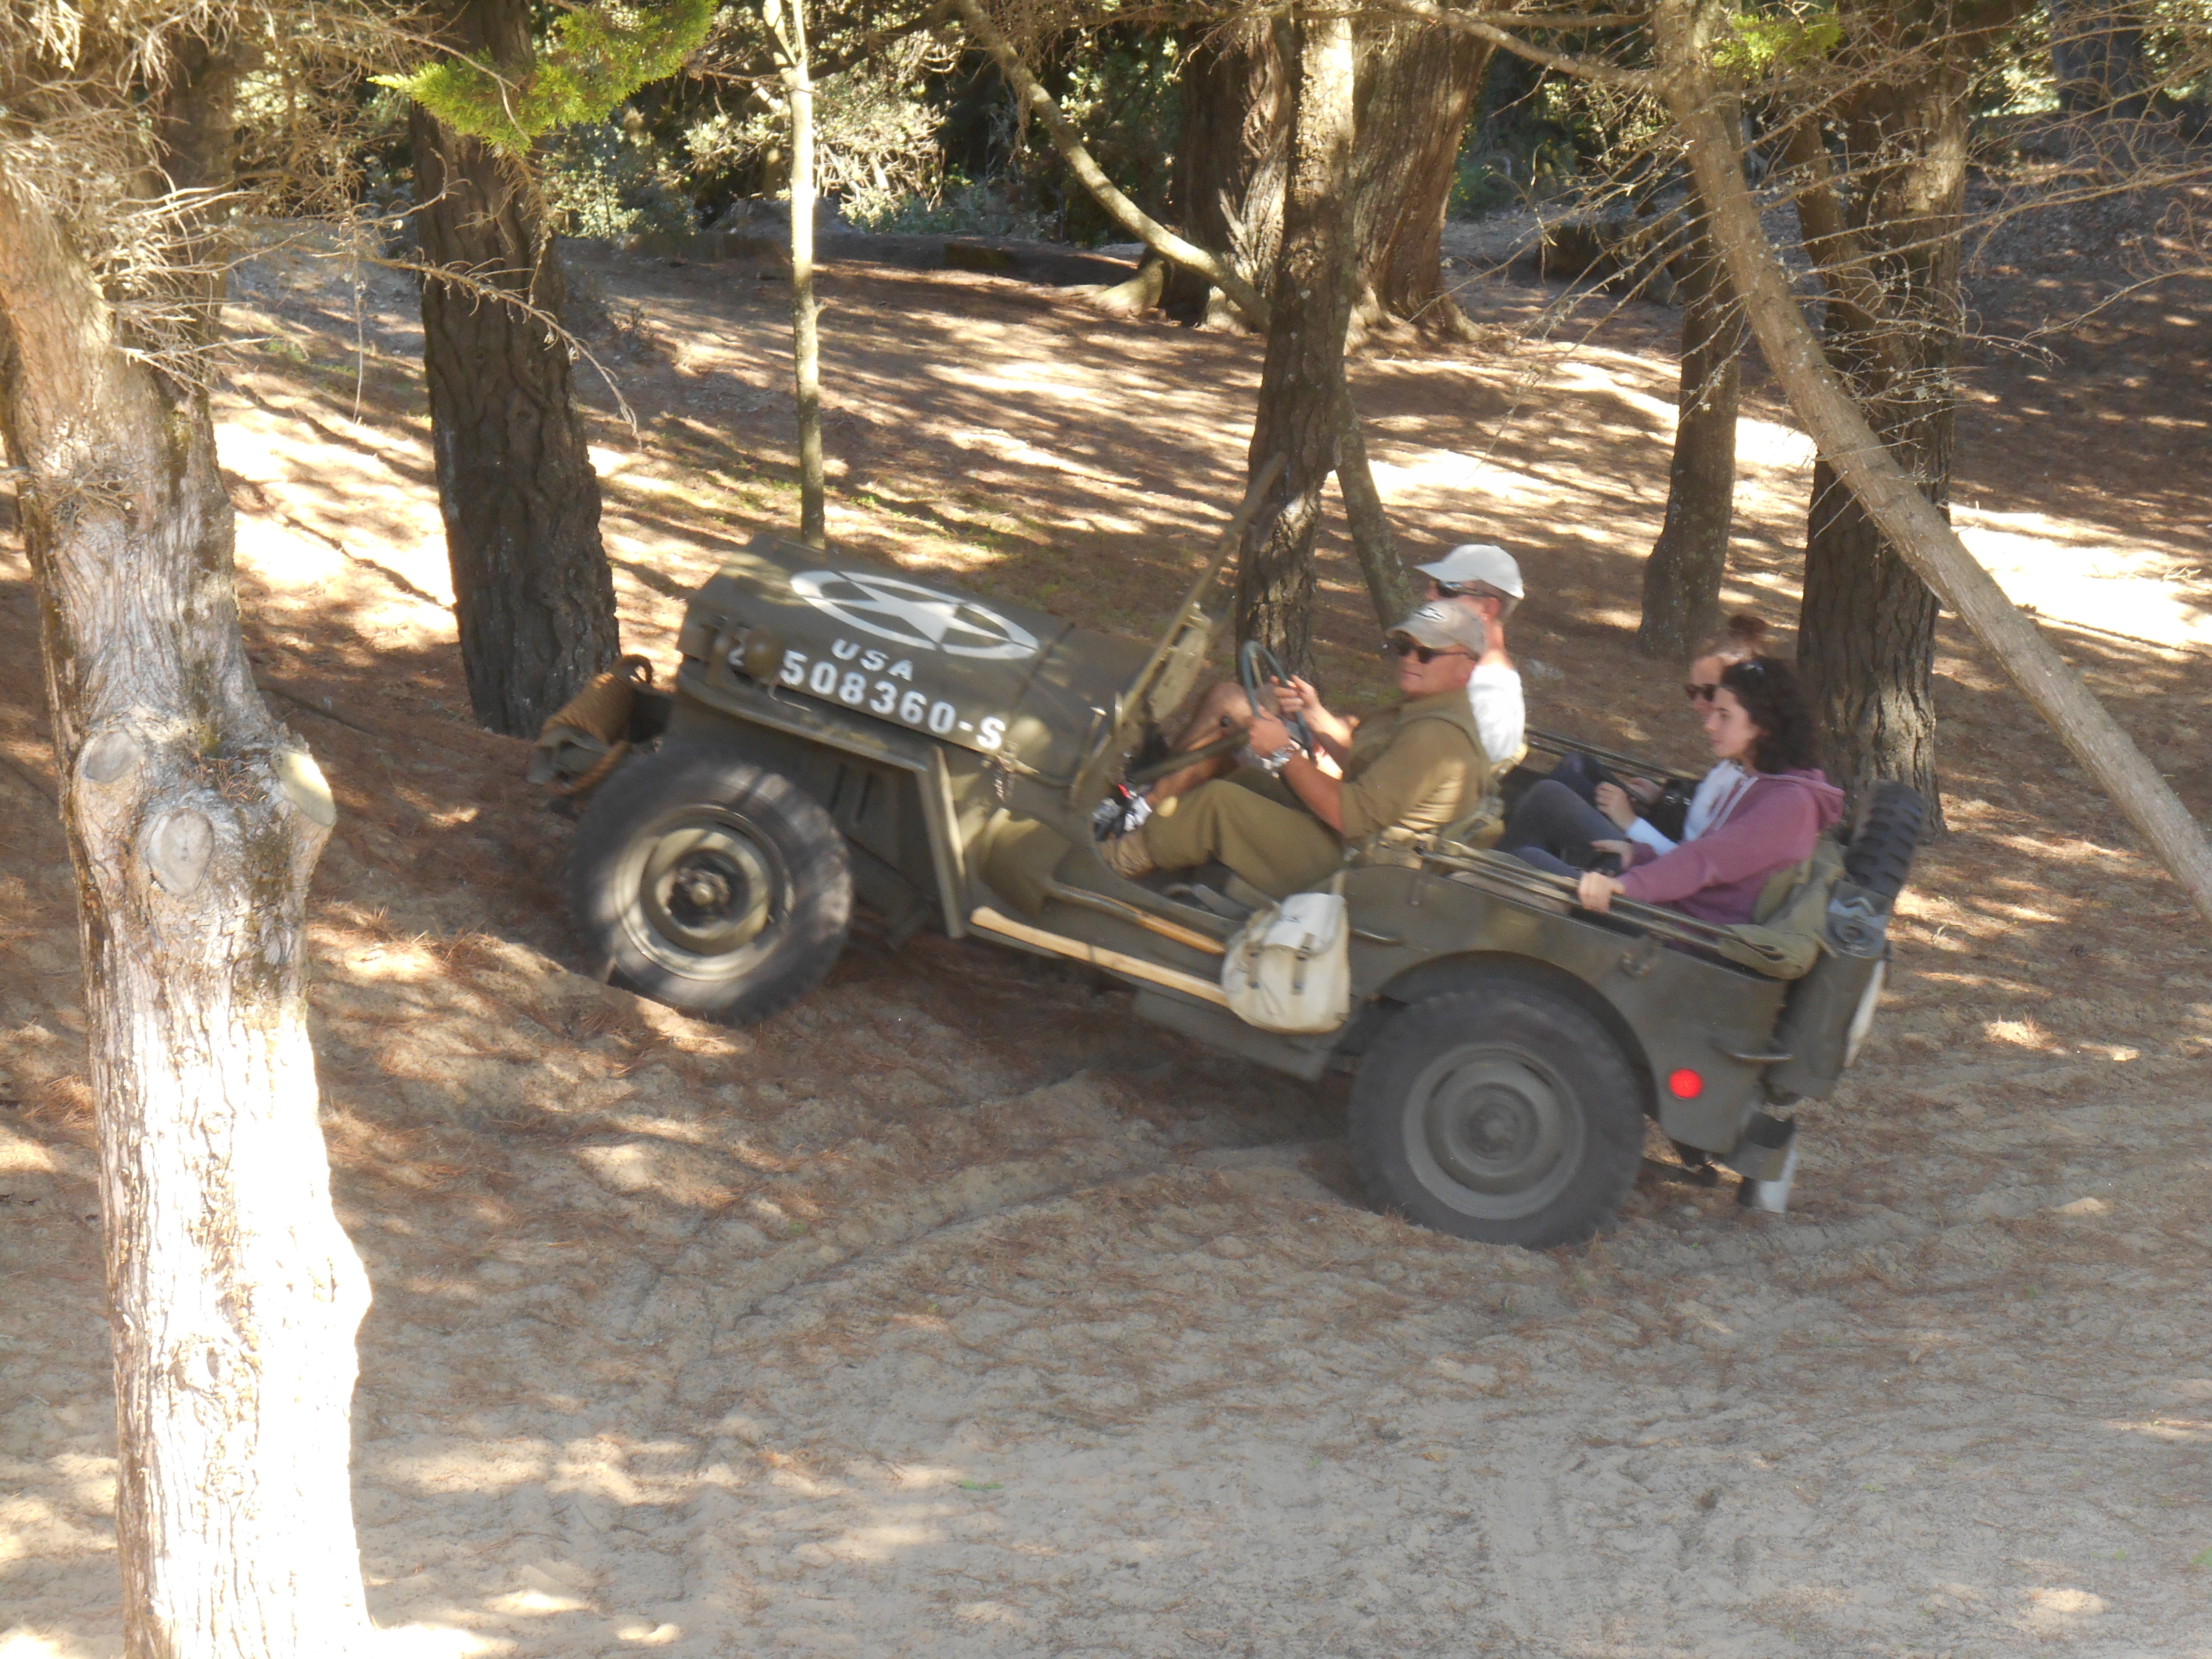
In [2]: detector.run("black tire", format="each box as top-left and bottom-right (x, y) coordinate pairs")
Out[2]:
(567, 745), (852, 1025)
(1349, 984), (1645, 1249)
(1842, 780), (1926, 910)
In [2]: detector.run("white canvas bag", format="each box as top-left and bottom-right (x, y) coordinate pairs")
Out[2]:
(1221, 889), (1351, 1034)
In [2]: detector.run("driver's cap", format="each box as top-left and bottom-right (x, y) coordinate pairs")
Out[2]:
(1415, 542), (1524, 599)
(1390, 602), (1489, 654)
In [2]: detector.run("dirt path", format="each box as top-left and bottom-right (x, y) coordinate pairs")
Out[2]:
(2, 219), (2209, 1657)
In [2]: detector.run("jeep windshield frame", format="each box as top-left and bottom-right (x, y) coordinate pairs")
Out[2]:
(1065, 456), (1286, 812)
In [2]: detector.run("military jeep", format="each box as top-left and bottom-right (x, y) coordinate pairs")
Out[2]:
(541, 496), (1922, 1249)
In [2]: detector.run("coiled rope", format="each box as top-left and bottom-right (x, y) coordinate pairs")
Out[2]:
(534, 654), (655, 795)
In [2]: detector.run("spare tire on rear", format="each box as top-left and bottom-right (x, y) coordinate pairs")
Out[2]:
(1843, 780), (1926, 910)
(567, 745), (852, 1025)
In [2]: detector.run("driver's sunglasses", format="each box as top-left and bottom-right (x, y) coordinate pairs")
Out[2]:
(1388, 638), (1466, 665)
(1684, 681), (1720, 703)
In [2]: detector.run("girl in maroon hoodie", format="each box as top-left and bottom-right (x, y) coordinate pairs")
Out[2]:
(1572, 656), (1843, 925)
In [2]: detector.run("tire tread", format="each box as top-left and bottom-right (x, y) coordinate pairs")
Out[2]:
(1349, 981), (1644, 1250)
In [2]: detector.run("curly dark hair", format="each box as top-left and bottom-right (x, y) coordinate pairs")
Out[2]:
(1720, 655), (1821, 774)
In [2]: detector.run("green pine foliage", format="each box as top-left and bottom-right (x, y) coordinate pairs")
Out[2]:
(376, 0), (717, 155)
(1714, 3), (1843, 78)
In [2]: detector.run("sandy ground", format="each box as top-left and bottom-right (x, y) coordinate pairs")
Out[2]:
(2, 196), (2210, 1657)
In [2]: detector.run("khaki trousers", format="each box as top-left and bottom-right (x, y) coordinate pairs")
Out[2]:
(1143, 775), (1342, 899)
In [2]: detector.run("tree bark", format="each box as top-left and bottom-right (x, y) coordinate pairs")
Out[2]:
(775, 0), (826, 548)
(1656, 0), (2212, 925)
(1242, 15), (1363, 670)
(1170, 17), (1491, 333)
(1331, 379), (1419, 628)
(0, 83), (374, 1659)
(1790, 15), (1999, 820)
(412, 0), (620, 737)
(1167, 20), (1290, 324)
(1349, 21), (1494, 329)
(1638, 192), (1744, 660)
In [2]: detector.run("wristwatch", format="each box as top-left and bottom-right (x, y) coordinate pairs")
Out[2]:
(1256, 744), (1303, 776)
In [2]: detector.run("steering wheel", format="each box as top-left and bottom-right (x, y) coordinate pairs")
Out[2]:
(1240, 639), (1315, 756)
(1121, 642), (1317, 788)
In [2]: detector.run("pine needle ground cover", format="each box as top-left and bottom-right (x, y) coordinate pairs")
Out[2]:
(1, 210), (2207, 1656)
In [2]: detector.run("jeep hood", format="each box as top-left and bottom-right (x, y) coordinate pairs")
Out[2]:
(682, 535), (1147, 779)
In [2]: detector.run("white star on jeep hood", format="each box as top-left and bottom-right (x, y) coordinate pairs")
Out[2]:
(790, 571), (1040, 660)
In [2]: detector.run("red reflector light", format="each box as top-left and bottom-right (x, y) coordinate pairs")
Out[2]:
(1668, 1068), (1704, 1100)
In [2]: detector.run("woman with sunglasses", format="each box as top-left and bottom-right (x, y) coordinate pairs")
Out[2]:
(1524, 655), (1843, 926)
(1498, 613), (1767, 869)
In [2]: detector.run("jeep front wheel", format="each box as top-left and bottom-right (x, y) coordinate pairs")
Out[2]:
(568, 746), (852, 1025)
(1349, 984), (1645, 1249)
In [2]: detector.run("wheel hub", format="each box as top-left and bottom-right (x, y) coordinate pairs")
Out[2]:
(674, 863), (735, 918)
(634, 815), (782, 968)
(1406, 1048), (1584, 1218)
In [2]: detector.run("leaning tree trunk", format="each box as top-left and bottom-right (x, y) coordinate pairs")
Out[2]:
(1241, 15), (1363, 668)
(0, 94), (374, 1659)
(412, 0), (620, 737)
(1638, 187), (1745, 659)
(1166, 18), (1289, 324)
(1348, 20), (1493, 330)
(1793, 52), (1980, 821)
(1656, 0), (2212, 926)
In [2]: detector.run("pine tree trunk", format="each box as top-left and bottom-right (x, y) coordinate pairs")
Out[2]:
(0, 108), (373, 1659)
(1171, 20), (1489, 332)
(412, 0), (620, 737)
(1638, 198), (1744, 659)
(782, 4), (826, 548)
(1795, 59), (1975, 821)
(1349, 21), (1493, 328)
(1241, 15), (1363, 670)
(1166, 20), (1288, 322)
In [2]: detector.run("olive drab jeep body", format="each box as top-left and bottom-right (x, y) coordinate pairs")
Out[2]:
(544, 503), (1923, 1250)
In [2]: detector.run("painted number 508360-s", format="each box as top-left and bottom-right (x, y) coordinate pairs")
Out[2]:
(779, 647), (1005, 750)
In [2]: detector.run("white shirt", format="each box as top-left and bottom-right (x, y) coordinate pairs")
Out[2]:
(1467, 663), (1525, 766)
(1625, 760), (1750, 854)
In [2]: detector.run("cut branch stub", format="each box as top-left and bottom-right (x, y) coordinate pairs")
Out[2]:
(146, 806), (214, 896)
(81, 727), (145, 787)
(272, 749), (337, 828)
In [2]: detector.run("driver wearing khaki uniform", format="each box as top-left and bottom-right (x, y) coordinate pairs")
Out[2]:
(1097, 604), (1495, 899)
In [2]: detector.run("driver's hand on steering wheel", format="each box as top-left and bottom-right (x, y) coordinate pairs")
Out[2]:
(1243, 713), (1299, 762)
(1274, 675), (1354, 749)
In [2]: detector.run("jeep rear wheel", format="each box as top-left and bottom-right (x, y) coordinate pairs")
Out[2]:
(1349, 984), (1645, 1249)
(568, 746), (852, 1025)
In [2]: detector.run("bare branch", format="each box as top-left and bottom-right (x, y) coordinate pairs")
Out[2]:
(950, 0), (1272, 327)
(1353, 0), (1656, 90)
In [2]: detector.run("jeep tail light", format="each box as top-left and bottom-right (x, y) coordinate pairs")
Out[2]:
(1667, 1068), (1703, 1100)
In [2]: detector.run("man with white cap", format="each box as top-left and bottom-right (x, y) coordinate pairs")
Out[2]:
(1097, 602), (1496, 898)
(1413, 541), (1525, 769)
(1113, 539), (1527, 819)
